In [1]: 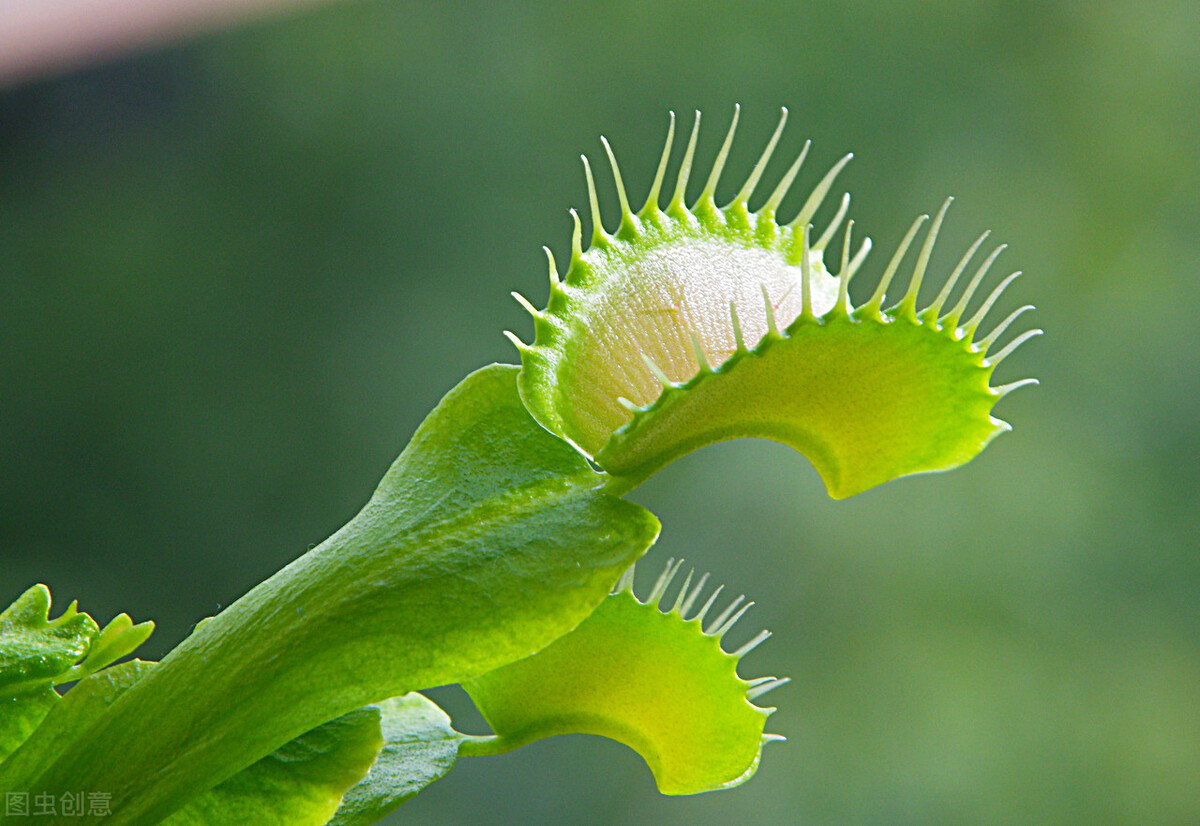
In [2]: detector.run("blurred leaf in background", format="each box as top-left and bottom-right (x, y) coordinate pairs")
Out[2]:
(0, 1), (1197, 824)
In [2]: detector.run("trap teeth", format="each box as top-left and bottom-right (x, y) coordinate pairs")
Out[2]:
(517, 110), (1038, 497)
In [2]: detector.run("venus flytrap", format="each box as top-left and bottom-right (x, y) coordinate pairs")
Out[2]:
(463, 558), (787, 795)
(0, 107), (1037, 825)
(514, 107), (1039, 497)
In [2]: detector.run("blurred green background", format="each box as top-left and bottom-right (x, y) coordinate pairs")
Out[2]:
(1, 1), (1197, 824)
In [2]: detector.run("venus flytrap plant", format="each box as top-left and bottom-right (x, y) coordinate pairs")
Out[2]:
(0, 107), (1038, 825)
(514, 107), (1039, 497)
(462, 558), (786, 794)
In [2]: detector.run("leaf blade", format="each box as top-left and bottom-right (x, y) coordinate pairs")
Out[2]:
(162, 709), (383, 826)
(22, 365), (658, 826)
(327, 693), (464, 826)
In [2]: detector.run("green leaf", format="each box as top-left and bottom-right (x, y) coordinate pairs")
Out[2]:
(58, 613), (156, 687)
(463, 560), (785, 795)
(162, 709), (383, 826)
(0, 586), (154, 768)
(22, 364), (659, 826)
(163, 693), (462, 826)
(0, 660), (154, 792)
(512, 110), (1038, 497)
(328, 693), (465, 826)
(0, 585), (98, 695)
(1, 585), (97, 765)
(0, 685), (57, 766)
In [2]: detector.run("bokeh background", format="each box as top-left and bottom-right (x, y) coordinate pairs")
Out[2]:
(2, 2), (1198, 824)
